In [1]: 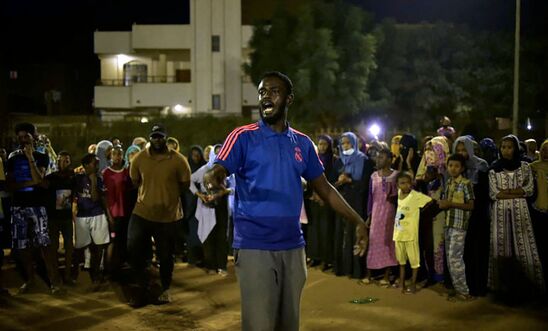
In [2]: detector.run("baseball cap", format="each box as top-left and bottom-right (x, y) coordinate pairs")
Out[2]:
(150, 124), (167, 138)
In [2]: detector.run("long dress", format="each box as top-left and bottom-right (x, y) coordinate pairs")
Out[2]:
(488, 162), (545, 297)
(333, 158), (374, 278)
(464, 170), (490, 296)
(307, 158), (337, 265)
(366, 171), (399, 270)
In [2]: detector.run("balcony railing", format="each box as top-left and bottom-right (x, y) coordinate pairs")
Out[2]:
(97, 75), (190, 86)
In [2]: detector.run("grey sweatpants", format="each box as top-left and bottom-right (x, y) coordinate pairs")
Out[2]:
(234, 247), (307, 331)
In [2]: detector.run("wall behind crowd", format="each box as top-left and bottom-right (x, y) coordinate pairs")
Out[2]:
(1, 115), (250, 159)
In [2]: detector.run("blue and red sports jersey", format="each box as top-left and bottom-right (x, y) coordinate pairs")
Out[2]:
(215, 120), (324, 250)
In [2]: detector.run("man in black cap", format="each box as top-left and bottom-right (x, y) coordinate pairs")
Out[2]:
(127, 124), (191, 307)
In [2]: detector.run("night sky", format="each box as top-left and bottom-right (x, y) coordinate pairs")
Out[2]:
(0, 0), (546, 114)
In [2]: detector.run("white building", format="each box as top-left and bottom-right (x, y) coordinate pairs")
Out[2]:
(94, 0), (258, 120)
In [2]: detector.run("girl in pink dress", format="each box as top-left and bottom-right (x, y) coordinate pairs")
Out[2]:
(361, 147), (399, 286)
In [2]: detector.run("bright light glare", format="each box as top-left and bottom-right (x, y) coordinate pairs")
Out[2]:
(369, 124), (381, 137)
(117, 54), (132, 65)
(526, 118), (532, 130)
(173, 104), (185, 113)
(140, 117), (149, 123)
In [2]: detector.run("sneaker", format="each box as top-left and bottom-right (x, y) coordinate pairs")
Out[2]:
(156, 290), (171, 304)
(50, 286), (65, 295)
(17, 282), (33, 295)
(217, 269), (228, 277)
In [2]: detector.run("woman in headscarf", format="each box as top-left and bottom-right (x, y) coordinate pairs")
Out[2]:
(166, 137), (180, 153)
(307, 135), (337, 270)
(132, 137), (147, 152)
(333, 132), (374, 279)
(96, 140), (113, 175)
(188, 145), (206, 173)
(530, 140), (548, 215)
(530, 139), (548, 289)
(398, 134), (420, 177)
(203, 145), (213, 163)
(182, 145), (207, 266)
(479, 138), (498, 166)
(189, 144), (229, 276)
(488, 135), (545, 301)
(525, 139), (539, 161)
(390, 135), (402, 170)
(415, 136), (449, 284)
(124, 145), (141, 169)
(453, 136), (490, 296)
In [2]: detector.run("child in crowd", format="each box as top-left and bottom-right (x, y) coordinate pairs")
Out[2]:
(362, 147), (399, 286)
(72, 154), (112, 286)
(393, 171), (432, 294)
(45, 151), (75, 284)
(102, 146), (132, 278)
(438, 154), (475, 301)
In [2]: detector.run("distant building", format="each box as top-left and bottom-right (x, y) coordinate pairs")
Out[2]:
(94, 0), (258, 121)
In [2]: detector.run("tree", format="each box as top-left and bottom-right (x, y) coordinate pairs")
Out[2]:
(244, 0), (377, 126)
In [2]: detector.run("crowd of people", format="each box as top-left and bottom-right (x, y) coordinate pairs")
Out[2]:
(0, 114), (546, 308)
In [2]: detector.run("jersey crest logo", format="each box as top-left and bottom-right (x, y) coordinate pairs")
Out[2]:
(294, 147), (303, 162)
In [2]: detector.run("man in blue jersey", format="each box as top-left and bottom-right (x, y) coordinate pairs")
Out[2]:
(204, 72), (368, 331)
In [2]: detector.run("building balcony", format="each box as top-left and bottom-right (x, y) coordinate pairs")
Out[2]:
(95, 82), (192, 110)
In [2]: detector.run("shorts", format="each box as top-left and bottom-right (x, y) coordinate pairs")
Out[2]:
(74, 214), (110, 248)
(49, 216), (74, 246)
(11, 206), (51, 249)
(395, 240), (420, 269)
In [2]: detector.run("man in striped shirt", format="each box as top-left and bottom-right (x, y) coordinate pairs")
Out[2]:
(204, 71), (368, 331)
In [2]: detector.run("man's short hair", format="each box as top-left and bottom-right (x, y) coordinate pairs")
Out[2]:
(14, 122), (37, 136)
(447, 153), (466, 169)
(81, 153), (97, 166)
(397, 171), (414, 182)
(260, 71), (293, 95)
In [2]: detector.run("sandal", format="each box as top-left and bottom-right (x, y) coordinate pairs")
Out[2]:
(379, 279), (390, 287)
(404, 287), (416, 295)
(358, 278), (371, 285)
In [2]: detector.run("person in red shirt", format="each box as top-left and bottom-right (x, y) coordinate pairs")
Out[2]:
(102, 146), (132, 278)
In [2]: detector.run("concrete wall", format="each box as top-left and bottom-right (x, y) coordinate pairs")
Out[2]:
(132, 25), (193, 49)
(94, 32), (132, 54)
(94, 86), (131, 108)
(131, 83), (192, 108)
(224, 0), (243, 114)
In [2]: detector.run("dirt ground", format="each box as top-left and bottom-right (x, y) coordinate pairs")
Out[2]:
(1, 260), (547, 331)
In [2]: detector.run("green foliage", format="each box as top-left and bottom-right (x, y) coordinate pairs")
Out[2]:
(244, 0), (377, 126)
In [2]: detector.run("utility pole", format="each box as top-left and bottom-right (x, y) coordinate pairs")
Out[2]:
(512, 0), (521, 135)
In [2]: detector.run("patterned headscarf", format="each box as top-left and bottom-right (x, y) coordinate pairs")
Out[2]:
(416, 136), (449, 179)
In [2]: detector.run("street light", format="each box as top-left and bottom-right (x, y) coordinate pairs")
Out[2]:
(512, 0), (521, 135)
(369, 123), (381, 139)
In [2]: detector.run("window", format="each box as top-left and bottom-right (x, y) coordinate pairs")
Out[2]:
(212, 94), (221, 110)
(212, 35), (220, 52)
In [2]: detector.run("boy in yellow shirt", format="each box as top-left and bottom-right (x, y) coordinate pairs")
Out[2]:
(393, 171), (432, 294)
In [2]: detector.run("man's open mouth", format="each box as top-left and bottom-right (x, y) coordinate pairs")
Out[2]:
(261, 101), (274, 115)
